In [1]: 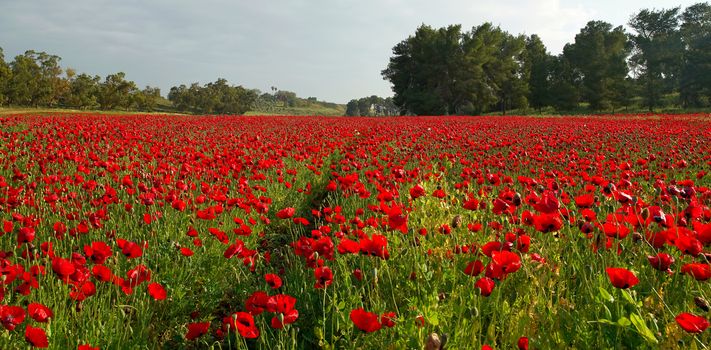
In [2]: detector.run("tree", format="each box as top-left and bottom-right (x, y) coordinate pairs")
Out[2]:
(345, 100), (359, 116)
(345, 96), (399, 116)
(132, 86), (161, 112)
(275, 90), (298, 107)
(0, 47), (11, 106)
(679, 2), (711, 107)
(629, 7), (683, 110)
(8, 51), (65, 106)
(548, 55), (580, 111)
(8, 53), (41, 106)
(491, 31), (528, 114)
(168, 84), (194, 112)
(382, 23), (529, 115)
(564, 21), (630, 111)
(98, 72), (137, 110)
(64, 73), (101, 109)
(382, 24), (463, 115)
(168, 79), (256, 114)
(523, 35), (551, 112)
(357, 98), (371, 116)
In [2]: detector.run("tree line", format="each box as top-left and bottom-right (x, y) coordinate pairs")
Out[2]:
(0, 49), (163, 111)
(0, 49), (260, 114)
(382, 3), (711, 115)
(167, 79), (256, 115)
(345, 96), (399, 116)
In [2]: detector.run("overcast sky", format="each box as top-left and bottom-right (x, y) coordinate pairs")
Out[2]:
(0, 0), (701, 103)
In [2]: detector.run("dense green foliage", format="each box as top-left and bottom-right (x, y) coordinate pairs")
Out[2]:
(0, 50), (163, 112)
(0, 50), (341, 115)
(382, 2), (711, 115)
(345, 96), (398, 116)
(252, 88), (345, 116)
(167, 79), (257, 115)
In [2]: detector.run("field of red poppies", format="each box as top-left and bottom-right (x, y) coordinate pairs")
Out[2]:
(0, 113), (709, 349)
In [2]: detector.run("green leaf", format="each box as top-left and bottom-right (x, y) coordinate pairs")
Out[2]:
(617, 317), (631, 327)
(598, 286), (614, 302)
(429, 313), (440, 326)
(630, 313), (658, 344)
(621, 290), (636, 305)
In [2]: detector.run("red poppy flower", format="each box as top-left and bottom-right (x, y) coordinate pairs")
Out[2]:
(51, 257), (75, 280)
(533, 192), (559, 213)
(491, 250), (522, 275)
(78, 344), (99, 350)
(147, 282), (167, 300)
(180, 247), (194, 257)
(415, 315), (425, 327)
(463, 198), (480, 211)
(533, 213), (563, 233)
(245, 291), (270, 315)
(606, 268), (639, 289)
(84, 241), (112, 264)
(386, 203), (408, 234)
(224, 241), (244, 259)
(267, 294), (299, 328)
(675, 234), (703, 257)
(647, 253), (674, 272)
(518, 336), (529, 350)
(25, 325), (49, 348)
(492, 198), (513, 215)
(126, 265), (151, 287)
(475, 277), (496, 296)
(70, 281), (96, 301)
(464, 260), (484, 277)
(353, 269), (363, 281)
(276, 207), (295, 219)
(359, 234), (390, 259)
(186, 321), (211, 340)
(409, 184), (425, 199)
(314, 266), (333, 289)
(0, 305), (26, 330)
(574, 194), (595, 208)
(381, 312), (396, 328)
(350, 308), (381, 332)
(681, 263), (711, 281)
(337, 238), (360, 254)
(17, 227), (36, 245)
(265, 273), (282, 289)
(224, 312), (259, 338)
(27, 303), (53, 323)
(675, 313), (709, 333)
(92, 265), (113, 282)
(2, 220), (13, 234)
(118, 240), (143, 259)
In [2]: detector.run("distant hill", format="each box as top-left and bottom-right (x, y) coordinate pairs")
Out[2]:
(248, 90), (345, 116)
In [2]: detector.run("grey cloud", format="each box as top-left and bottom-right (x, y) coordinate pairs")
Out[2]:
(0, 0), (702, 103)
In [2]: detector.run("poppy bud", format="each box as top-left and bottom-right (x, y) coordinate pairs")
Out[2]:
(695, 297), (710, 312)
(512, 193), (522, 206)
(425, 333), (441, 350)
(451, 215), (462, 229)
(640, 208), (649, 220)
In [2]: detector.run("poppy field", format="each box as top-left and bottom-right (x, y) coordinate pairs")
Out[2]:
(0, 113), (710, 349)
